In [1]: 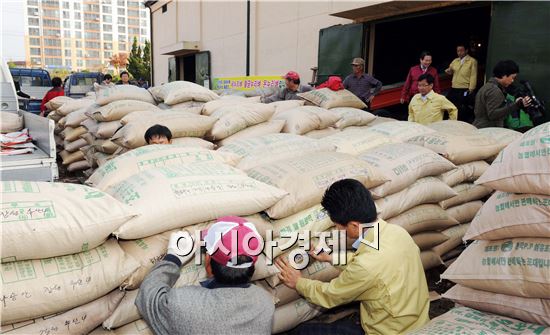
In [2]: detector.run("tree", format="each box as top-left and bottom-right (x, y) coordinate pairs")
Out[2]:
(7, 61), (17, 68)
(127, 37), (145, 80)
(109, 53), (128, 75)
(142, 40), (152, 83)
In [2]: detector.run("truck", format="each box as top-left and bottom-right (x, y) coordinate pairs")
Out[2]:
(64, 72), (104, 98)
(1, 63), (58, 181)
(9, 68), (52, 114)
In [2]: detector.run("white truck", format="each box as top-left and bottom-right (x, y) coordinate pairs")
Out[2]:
(1, 63), (58, 181)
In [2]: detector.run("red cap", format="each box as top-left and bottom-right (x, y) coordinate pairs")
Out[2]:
(283, 71), (300, 81)
(203, 216), (262, 268)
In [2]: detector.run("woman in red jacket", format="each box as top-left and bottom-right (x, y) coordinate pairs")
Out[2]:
(40, 77), (64, 116)
(400, 51), (440, 104)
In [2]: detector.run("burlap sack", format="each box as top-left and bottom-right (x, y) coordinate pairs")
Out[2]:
(58, 98), (95, 116)
(358, 143), (456, 198)
(427, 120), (478, 135)
(297, 88), (367, 109)
(201, 96), (260, 116)
(65, 107), (94, 127)
(170, 137), (214, 149)
(407, 306), (549, 335)
(387, 204), (458, 235)
(218, 133), (336, 171)
(445, 201), (482, 224)
(364, 116), (397, 127)
(432, 223), (470, 257)
(207, 103), (275, 140)
(216, 120), (285, 146)
(47, 110), (63, 122)
(87, 145), (239, 190)
(367, 121), (436, 142)
(439, 183), (492, 209)
(272, 299), (325, 334)
(465, 192), (550, 241)
(0, 239), (139, 325)
(258, 261), (340, 306)
(80, 132), (95, 145)
(478, 127), (523, 148)
(64, 138), (88, 152)
(443, 285), (550, 326)
(273, 106), (341, 135)
(1, 290), (124, 334)
(96, 121), (122, 139)
(438, 160), (490, 187)
(45, 96), (73, 110)
(407, 131), (504, 165)
(319, 127), (396, 156)
(62, 126), (87, 142)
(442, 237), (550, 298)
(148, 81), (219, 105)
(102, 289), (141, 329)
(270, 204), (334, 238)
(60, 150), (85, 165)
(107, 319), (152, 335)
(375, 177), (457, 220)
(81, 118), (100, 135)
(412, 232), (449, 250)
(247, 152), (386, 219)
(92, 100), (160, 122)
(303, 127), (340, 139)
(1, 181), (135, 262)
(269, 100), (305, 115)
(90, 139), (118, 154)
(113, 111), (216, 148)
(58, 116), (68, 128)
(67, 159), (91, 172)
(96, 85), (155, 106)
(107, 163), (287, 239)
(331, 107), (376, 129)
(476, 122), (550, 196)
(0, 112), (24, 133)
(420, 250), (444, 270)
(162, 100), (204, 108)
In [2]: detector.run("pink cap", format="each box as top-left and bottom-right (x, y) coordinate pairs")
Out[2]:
(203, 216), (262, 268)
(283, 71), (300, 81)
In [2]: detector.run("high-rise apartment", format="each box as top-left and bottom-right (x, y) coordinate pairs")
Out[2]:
(24, 0), (150, 71)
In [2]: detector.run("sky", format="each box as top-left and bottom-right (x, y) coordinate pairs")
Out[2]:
(1, 0), (26, 63)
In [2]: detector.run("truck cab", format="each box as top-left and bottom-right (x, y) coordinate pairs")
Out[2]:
(9, 68), (52, 114)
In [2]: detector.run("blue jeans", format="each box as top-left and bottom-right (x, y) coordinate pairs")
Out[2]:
(291, 315), (365, 335)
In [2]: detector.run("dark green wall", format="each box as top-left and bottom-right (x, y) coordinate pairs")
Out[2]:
(487, 1), (550, 120)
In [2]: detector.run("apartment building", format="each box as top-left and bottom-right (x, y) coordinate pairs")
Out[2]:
(24, 0), (150, 71)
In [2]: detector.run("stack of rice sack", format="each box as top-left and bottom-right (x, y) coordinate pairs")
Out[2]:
(440, 122), (550, 328)
(104, 81), (219, 152)
(0, 181), (139, 334)
(220, 134), (385, 330)
(45, 96), (97, 172)
(80, 85), (162, 169)
(80, 145), (289, 331)
(397, 120), (509, 267)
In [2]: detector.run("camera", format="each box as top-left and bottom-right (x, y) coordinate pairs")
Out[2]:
(511, 80), (546, 121)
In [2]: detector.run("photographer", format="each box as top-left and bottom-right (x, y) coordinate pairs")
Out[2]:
(473, 60), (532, 128)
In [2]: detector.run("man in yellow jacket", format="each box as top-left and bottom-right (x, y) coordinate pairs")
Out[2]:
(276, 179), (430, 335)
(445, 43), (478, 122)
(408, 73), (458, 125)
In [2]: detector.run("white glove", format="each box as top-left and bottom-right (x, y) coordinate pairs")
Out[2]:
(167, 231), (195, 266)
